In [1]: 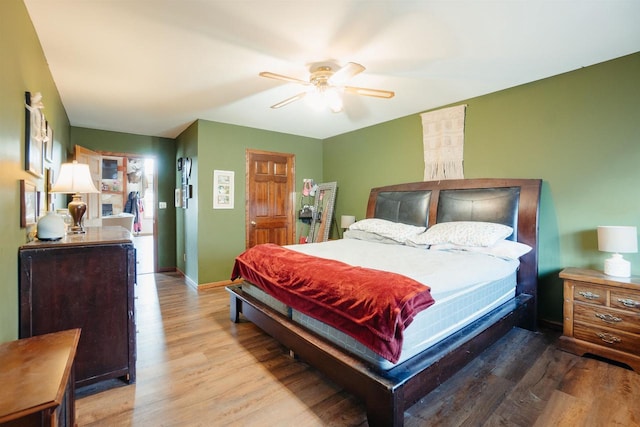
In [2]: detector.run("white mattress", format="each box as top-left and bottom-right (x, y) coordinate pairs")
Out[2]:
(241, 239), (520, 370)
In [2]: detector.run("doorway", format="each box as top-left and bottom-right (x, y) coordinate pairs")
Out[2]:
(130, 157), (156, 274)
(74, 145), (158, 274)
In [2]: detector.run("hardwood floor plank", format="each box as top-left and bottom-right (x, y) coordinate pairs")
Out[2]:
(75, 273), (640, 426)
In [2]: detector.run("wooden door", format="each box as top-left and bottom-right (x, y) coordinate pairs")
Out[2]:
(75, 145), (102, 226)
(246, 149), (295, 248)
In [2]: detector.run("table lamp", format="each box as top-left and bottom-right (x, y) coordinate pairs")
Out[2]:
(597, 225), (638, 277)
(51, 161), (100, 233)
(340, 215), (356, 235)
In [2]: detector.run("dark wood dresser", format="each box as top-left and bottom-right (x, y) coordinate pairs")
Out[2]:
(559, 267), (640, 372)
(19, 227), (137, 388)
(0, 329), (80, 426)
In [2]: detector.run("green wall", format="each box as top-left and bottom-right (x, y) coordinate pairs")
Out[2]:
(324, 52), (640, 324)
(70, 127), (177, 270)
(181, 120), (323, 285)
(0, 0), (71, 342)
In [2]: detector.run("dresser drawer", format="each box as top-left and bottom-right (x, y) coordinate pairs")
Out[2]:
(611, 290), (640, 313)
(573, 283), (606, 306)
(573, 322), (640, 355)
(573, 302), (640, 334)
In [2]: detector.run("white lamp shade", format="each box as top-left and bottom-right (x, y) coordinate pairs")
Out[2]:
(597, 226), (638, 253)
(341, 215), (356, 229)
(51, 161), (99, 194)
(597, 225), (637, 277)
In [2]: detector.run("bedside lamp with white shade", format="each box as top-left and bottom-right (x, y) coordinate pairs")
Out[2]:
(340, 215), (356, 238)
(51, 161), (100, 234)
(597, 225), (638, 277)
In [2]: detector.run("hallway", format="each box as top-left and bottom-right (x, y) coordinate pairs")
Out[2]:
(133, 234), (154, 274)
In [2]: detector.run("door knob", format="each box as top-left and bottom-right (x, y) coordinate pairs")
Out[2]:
(250, 221), (257, 226)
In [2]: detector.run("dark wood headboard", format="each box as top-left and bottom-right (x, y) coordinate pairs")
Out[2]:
(366, 178), (542, 326)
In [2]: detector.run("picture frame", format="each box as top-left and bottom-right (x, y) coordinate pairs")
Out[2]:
(45, 167), (55, 213)
(24, 92), (45, 178)
(44, 121), (53, 162)
(181, 157), (190, 209)
(213, 170), (234, 209)
(20, 180), (39, 228)
(174, 188), (182, 208)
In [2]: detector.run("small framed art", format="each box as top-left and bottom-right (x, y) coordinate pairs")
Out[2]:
(44, 121), (54, 162)
(24, 92), (45, 177)
(20, 180), (39, 228)
(213, 170), (234, 209)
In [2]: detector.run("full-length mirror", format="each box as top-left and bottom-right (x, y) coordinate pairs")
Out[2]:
(308, 182), (337, 243)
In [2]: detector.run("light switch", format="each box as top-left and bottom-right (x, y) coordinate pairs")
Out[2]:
(159, 202), (167, 209)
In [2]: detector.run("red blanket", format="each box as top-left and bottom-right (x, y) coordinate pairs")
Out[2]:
(231, 244), (435, 363)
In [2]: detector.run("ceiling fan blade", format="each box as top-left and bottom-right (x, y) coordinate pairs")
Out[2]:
(329, 62), (365, 86)
(270, 92), (307, 109)
(345, 86), (395, 99)
(259, 71), (310, 85)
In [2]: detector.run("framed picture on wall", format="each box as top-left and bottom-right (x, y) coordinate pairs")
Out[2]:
(213, 170), (234, 209)
(44, 121), (54, 162)
(20, 180), (38, 228)
(24, 92), (45, 178)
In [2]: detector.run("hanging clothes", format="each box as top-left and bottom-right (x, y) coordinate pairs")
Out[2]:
(124, 191), (142, 233)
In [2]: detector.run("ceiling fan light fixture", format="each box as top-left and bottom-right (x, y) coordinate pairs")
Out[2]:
(261, 61), (392, 111)
(305, 85), (344, 113)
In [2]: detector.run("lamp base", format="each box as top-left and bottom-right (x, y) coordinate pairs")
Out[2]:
(67, 193), (87, 234)
(604, 253), (631, 277)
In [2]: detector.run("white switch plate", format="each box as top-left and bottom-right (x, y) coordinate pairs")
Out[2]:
(159, 202), (167, 209)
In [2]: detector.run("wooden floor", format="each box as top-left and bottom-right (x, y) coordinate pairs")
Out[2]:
(76, 272), (640, 426)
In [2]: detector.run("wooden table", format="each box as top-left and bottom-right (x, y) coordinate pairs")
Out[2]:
(0, 329), (80, 426)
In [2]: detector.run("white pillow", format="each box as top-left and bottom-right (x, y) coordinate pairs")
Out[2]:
(408, 221), (513, 247)
(343, 229), (403, 245)
(349, 218), (426, 243)
(429, 240), (532, 260)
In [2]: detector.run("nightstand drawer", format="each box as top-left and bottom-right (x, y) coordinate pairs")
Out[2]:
(573, 322), (640, 355)
(611, 290), (640, 313)
(573, 283), (606, 306)
(573, 303), (640, 334)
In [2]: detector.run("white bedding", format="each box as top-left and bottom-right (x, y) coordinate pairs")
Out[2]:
(287, 238), (519, 300)
(242, 239), (520, 370)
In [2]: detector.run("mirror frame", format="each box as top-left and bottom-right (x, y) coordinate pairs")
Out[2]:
(309, 181), (337, 243)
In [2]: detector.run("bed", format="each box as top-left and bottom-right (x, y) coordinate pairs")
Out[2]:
(227, 178), (541, 426)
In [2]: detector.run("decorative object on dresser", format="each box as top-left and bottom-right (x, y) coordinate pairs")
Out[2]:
(51, 160), (100, 233)
(597, 226), (638, 277)
(19, 227), (136, 389)
(559, 267), (640, 373)
(36, 210), (66, 240)
(0, 329), (80, 427)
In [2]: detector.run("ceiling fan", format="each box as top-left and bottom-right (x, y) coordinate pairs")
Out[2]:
(259, 62), (394, 112)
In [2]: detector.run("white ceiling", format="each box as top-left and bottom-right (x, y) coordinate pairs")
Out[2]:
(24, 0), (640, 140)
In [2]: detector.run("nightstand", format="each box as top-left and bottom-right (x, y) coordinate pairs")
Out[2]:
(559, 267), (640, 372)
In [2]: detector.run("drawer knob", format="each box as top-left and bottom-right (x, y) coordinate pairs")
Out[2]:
(594, 313), (622, 323)
(579, 291), (600, 300)
(617, 298), (639, 308)
(597, 332), (621, 344)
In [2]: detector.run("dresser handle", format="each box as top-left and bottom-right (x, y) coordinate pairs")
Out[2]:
(617, 298), (639, 308)
(579, 291), (600, 300)
(597, 332), (621, 344)
(594, 313), (622, 323)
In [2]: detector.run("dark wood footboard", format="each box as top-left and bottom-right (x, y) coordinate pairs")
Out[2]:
(227, 285), (532, 427)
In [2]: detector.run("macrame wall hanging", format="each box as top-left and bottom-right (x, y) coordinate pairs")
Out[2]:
(421, 104), (466, 181)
